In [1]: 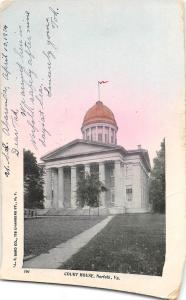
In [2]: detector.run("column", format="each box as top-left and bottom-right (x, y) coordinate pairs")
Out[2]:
(99, 162), (106, 207)
(58, 167), (64, 208)
(114, 160), (123, 207)
(71, 166), (77, 208)
(46, 168), (52, 208)
(52, 168), (58, 209)
(83, 164), (90, 209)
(84, 164), (90, 176)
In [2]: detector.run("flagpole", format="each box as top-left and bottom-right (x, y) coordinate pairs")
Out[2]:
(97, 81), (109, 102)
(98, 81), (100, 102)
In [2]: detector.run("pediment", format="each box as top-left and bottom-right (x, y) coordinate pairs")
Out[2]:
(41, 139), (116, 161)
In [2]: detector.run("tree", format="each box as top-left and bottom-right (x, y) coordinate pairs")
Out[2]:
(149, 139), (165, 213)
(76, 172), (107, 215)
(24, 149), (44, 209)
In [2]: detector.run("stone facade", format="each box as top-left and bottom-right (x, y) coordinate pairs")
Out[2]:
(41, 101), (151, 214)
(41, 140), (151, 214)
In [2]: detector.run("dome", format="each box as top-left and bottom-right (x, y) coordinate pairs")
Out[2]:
(82, 101), (118, 128)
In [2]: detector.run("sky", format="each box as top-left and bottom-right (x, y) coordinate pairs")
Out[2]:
(3, 0), (185, 165)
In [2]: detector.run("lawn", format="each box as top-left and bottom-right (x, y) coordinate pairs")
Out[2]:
(61, 213), (165, 276)
(24, 215), (106, 257)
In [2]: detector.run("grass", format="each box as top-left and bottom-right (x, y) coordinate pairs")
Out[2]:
(61, 213), (165, 276)
(24, 215), (105, 257)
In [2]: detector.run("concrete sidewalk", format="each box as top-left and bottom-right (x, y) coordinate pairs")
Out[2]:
(23, 215), (113, 269)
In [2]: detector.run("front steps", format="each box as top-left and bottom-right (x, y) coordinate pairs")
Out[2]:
(43, 207), (110, 216)
(36, 206), (152, 217)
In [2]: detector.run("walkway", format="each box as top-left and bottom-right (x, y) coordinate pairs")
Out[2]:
(24, 215), (113, 269)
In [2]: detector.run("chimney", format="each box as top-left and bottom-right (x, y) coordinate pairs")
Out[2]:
(137, 144), (142, 150)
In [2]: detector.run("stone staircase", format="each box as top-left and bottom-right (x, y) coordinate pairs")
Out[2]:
(42, 207), (110, 216)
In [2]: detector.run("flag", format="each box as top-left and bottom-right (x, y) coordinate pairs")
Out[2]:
(98, 81), (109, 84)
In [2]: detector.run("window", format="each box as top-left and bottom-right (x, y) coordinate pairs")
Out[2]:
(98, 126), (103, 142)
(111, 128), (114, 143)
(98, 133), (102, 142)
(105, 127), (109, 143)
(91, 127), (96, 141)
(105, 134), (108, 143)
(126, 185), (133, 201)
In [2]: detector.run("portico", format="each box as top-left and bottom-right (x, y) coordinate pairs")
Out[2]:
(45, 159), (124, 211)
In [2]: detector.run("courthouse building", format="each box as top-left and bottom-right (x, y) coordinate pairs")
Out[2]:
(41, 101), (151, 214)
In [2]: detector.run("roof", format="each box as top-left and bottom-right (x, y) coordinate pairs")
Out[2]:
(127, 149), (151, 172)
(82, 101), (118, 128)
(41, 139), (126, 160)
(41, 139), (151, 172)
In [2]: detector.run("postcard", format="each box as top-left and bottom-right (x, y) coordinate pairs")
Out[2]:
(0, 0), (186, 299)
